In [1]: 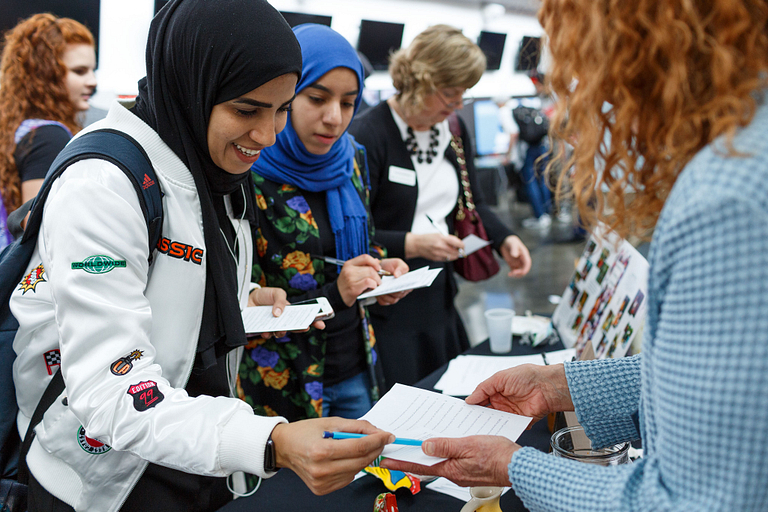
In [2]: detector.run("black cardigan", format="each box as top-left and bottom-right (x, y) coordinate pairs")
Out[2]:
(348, 101), (515, 259)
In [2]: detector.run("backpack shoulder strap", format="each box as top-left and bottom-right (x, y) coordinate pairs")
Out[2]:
(22, 129), (163, 261)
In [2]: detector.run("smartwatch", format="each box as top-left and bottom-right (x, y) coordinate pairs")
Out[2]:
(263, 432), (279, 472)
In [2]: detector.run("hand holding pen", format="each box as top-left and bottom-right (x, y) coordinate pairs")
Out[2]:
(426, 214), (466, 258)
(312, 254), (392, 276)
(314, 254), (409, 307)
(403, 215), (465, 261)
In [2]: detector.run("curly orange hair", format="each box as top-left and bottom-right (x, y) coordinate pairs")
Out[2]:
(0, 13), (94, 212)
(541, 0), (768, 239)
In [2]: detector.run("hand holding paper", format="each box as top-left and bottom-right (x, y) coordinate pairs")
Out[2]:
(242, 303), (321, 334)
(359, 384), (530, 466)
(357, 266), (442, 300)
(359, 384), (529, 488)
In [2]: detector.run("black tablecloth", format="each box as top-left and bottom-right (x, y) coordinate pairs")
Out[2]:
(219, 338), (564, 512)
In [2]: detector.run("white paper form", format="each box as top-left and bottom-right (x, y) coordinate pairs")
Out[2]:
(241, 304), (320, 334)
(360, 384), (530, 466)
(434, 354), (543, 396)
(460, 234), (492, 256)
(434, 349), (576, 396)
(357, 266), (442, 299)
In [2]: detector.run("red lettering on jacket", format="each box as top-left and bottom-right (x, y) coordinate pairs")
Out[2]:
(156, 238), (203, 265)
(168, 242), (185, 258)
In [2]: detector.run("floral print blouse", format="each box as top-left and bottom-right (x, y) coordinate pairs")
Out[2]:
(238, 148), (386, 421)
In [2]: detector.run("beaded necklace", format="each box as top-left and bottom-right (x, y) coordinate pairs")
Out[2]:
(404, 125), (440, 164)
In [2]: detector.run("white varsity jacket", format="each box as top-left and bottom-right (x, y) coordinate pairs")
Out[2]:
(11, 102), (285, 511)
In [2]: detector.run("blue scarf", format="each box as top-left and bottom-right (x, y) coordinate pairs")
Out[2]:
(253, 24), (368, 265)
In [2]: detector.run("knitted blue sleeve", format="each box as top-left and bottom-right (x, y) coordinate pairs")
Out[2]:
(507, 139), (768, 510)
(565, 355), (641, 448)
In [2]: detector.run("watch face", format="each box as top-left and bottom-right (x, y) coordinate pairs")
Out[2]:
(264, 435), (278, 472)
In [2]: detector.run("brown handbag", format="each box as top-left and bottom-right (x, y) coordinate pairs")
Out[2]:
(448, 115), (500, 282)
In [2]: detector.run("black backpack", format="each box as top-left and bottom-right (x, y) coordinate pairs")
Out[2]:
(513, 105), (550, 145)
(0, 129), (163, 507)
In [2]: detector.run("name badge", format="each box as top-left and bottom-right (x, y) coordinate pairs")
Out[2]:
(388, 166), (416, 187)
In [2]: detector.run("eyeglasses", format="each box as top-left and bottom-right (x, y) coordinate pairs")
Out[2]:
(434, 89), (474, 109)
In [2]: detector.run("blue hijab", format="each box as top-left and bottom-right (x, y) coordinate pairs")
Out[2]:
(253, 24), (368, 265)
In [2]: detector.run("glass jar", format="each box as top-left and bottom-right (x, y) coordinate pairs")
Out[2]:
(551, 425), (629, 465)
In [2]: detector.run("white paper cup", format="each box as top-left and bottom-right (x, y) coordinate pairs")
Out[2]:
(484, 308), (514, 353)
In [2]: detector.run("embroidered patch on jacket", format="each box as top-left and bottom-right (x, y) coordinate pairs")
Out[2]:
(110, 350), (144, 376)
(71, 255), (127, 274)
(141, 173), (156, 190)
(77, 426), (111, 455)
(44, 349), (61, 376)
(127, 380), (164, 411)
(18, 264), (46, 294)
(156, 238), (204, 265)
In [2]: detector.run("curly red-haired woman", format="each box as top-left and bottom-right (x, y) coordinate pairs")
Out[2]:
(381, 1), (768, 510)
(0, 13), (96, 247)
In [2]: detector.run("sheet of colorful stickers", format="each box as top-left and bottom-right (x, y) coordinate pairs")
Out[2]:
(551, 226), (649, 359)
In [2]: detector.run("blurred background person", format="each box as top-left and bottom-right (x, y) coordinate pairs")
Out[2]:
(242, 24), (409, 421)
(514, 71), (554, 230)
(349, 25), (531, 390)
(0, 13), (96, 249)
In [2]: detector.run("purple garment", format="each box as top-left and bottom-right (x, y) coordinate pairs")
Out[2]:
(14, 119), (72, 145)
(0, 201), (11, 250)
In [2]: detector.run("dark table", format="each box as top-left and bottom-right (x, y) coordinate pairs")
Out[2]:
(220, 338), (563, 511)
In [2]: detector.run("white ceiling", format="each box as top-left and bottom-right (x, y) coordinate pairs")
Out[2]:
(435, 0), (540, 16)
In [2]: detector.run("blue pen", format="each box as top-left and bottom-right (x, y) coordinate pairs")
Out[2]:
(310, 254), (392, 276)
(323, 431), (423, 446)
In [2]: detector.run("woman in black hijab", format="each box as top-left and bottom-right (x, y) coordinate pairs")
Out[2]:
(13, 1), (393, 511)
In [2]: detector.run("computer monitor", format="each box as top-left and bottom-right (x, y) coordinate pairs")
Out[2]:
(1, 0), (100, 60)
(477, 31), (506, 71)
(279, 11), (332, 28)
(357, 20), (404, 71)
(472, 100), (503, 156)
(515, 36), (541, 72)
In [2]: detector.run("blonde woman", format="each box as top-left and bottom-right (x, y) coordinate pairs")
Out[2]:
(349, 25), (531, 389)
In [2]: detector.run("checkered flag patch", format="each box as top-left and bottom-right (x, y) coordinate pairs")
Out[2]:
(44, 349), (61, 375)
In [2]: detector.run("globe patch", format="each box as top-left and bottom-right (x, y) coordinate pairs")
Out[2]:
(71, 255), (127, 274)
(77, 426), (111, 455)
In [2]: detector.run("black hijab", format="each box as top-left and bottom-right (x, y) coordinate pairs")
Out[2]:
(132, 0), (302, 364)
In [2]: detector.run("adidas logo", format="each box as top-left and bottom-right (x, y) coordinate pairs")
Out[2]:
(142, 173), (156, 190)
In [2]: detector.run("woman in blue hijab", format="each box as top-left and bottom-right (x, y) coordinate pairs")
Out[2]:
(242, 24), (409, 421)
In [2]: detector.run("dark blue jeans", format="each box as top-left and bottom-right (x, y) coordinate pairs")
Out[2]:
(521, 143), (552, 218)
(322, 371), (372, 419)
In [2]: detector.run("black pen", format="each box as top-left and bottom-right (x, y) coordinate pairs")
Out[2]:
(310, 254), (392, 276)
